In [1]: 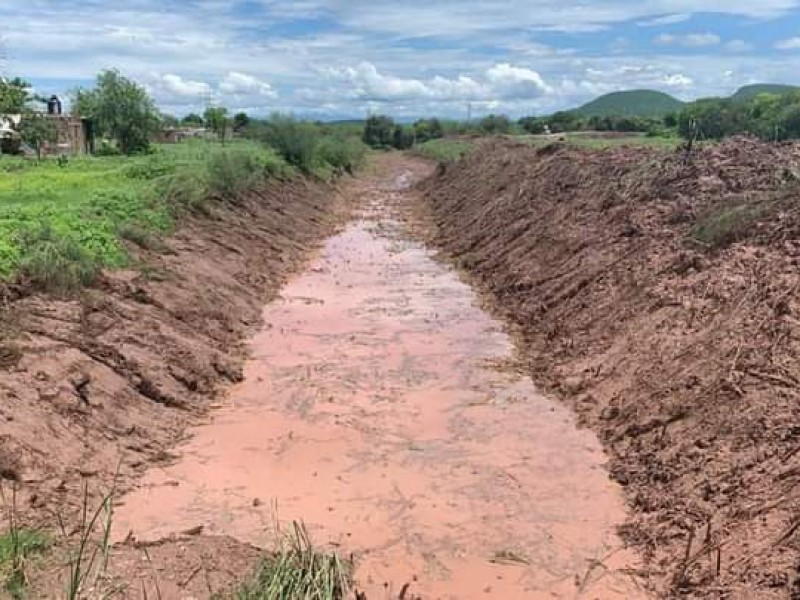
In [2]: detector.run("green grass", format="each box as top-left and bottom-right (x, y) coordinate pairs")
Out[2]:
(0, 529), (49, 599)
(0, 139), (290, 291)
(235, 522), (352, 600)
(411, 139), (473, 162)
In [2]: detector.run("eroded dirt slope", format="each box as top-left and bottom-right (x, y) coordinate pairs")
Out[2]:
(420, 138), (800, 598)
(0, 177), (346, 526)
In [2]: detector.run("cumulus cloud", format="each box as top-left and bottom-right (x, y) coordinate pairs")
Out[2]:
(219, 72), (277, 98)
(775, 37), (800, 50)
(323, 62), (550, 102)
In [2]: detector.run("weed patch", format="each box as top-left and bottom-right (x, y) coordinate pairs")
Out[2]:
(691, 202), (767, 249)
(236, 522), (352, 600)
(412, 139), (473, 162)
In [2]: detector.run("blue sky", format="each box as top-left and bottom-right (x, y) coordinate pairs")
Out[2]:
(2, 0), (800, 119)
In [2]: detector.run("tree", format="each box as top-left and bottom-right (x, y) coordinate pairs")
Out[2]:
(73, 70), (159, 154)
(363, 115), (396, 148)
(0, 77), (32, 113)
(204, 106), (229, 143)
(233, 112), (250, 132)
(182, 113), (204, 126)
(160, 113), (179, 128)
(479, 114), (511, 134)
(20, 113), (57, 160)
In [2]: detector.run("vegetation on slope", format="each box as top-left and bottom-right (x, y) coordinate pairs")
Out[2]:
(574, 90), (685, 117)
(731, 84), (800, 102)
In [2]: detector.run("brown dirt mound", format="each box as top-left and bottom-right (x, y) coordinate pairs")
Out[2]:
(420, 137), (800, 598)
(0, 177), (346, 525)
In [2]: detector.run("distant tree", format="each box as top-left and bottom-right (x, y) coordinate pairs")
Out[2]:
(233, 111), (250, 132)
(412, 118), (444, 143)
(160, 113), (179, 128)
(72, 70), (159, 154)
(204, 106), (229, 143)
(0, 77), (32, 113)
(363, 115), (396, 148)
(479, 114), (511, 135)
(518, 116), (547, 134)
(20, 113), (57, 160)
(392, 125), (414, 150)
(182, 113), (204, 126)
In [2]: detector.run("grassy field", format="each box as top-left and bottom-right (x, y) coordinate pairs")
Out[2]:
(0, 140), (291, 292)
(411, 139), (474, 162)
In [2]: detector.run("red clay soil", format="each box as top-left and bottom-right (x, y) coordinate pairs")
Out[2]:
(420, 137), (800, 598)
(0, 177), (346, 589)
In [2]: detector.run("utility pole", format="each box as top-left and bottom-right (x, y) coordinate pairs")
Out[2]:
(466, 102), (472, 123)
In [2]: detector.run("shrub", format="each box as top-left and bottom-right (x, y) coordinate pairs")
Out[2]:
(206, 147), (266, 200)
(260, 115), (321, 173)
(318, 135), (367, 174)
(17, 223), (99, 294)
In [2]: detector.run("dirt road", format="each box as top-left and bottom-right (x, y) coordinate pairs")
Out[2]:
(114, 157), (644, 599)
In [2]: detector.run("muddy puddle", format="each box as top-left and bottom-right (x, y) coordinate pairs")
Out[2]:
(115, 170), (645, 599)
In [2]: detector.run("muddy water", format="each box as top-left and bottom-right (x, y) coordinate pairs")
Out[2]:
(116, 169), (644, 599)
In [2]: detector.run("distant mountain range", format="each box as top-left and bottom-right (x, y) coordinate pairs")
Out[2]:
(574, 84), (800, 118)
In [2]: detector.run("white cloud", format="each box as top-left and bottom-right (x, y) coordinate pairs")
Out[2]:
(775, 37), (800, 50)
(725, 39), (754, 52)
(323, 61), (549, 102)
(662, 73), (694, 87)
(637, 13), (692, 27)
(656, 32), (721, 47)
(219, 72), (277, 98)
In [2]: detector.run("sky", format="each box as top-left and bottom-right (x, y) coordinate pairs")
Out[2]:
(2, 0), (800, 120)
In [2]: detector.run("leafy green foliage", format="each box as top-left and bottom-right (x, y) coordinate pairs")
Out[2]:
(479, 114), (511, 134)
(363, 115), (398, 149)
(0, 140), (288, 288)
(181, 113), (204, 126)
(20, 113), (57, 160)
(317, 134), (367, 174)
(17, 223), (100, 294)
(258, 114), (322, 172)
(412, 118), (444, 142)
(0, 78), (32, 113)
(204, 106), (230, 143)
(575, 90), (685, 118)
(73, 70), (159, 155)
(677, 91), (800, 141)
(233, 112), (250, 131)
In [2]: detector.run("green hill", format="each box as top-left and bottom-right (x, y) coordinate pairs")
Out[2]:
(575, 90), (685, 118)
(731, 84), (799, 102)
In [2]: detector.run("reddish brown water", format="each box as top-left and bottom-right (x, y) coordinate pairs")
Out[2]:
(115, 166), (645, 599)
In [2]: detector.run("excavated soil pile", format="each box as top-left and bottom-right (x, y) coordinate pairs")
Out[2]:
(421, 138), (800, 598)
(0, 178), (344, 525)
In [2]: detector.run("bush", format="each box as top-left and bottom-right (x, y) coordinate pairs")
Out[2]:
(206, 147), (266, 200)
(260, 115), (321, 173)
(318, 135), (367, 174)
(17, 223), (99, 294)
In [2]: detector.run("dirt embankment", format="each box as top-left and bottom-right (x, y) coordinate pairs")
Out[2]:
(420, 138), (800, 598)
(0, 177), (346, 526)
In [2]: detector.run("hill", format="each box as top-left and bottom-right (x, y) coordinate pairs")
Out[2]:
(574, 90), (684, 118)
(731, 84), (800, 102)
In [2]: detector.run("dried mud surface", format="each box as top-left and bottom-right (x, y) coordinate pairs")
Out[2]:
(0, 175), (348, 593)
(420, 138), (800, 598)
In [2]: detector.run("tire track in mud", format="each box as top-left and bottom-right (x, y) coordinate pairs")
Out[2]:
(114, 158), (646, 599)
